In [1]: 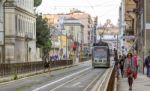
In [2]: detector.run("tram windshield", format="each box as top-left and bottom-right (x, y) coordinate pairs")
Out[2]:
(93, 47), (107, 59)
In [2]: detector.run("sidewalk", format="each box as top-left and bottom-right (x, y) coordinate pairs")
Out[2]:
(118, 74), (150, 91)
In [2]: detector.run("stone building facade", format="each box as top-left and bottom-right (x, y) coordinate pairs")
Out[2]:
(0, 0), (36, 63)
(0, 0), (4, 63)
(43, 9), (94, 55)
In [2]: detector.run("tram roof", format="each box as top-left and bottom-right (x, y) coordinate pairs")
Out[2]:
(93, 41), (109, 46)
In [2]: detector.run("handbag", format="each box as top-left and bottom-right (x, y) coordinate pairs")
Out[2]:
(133, 72), (137, 79)
(127, 59), (133, 75)
(127, 67), (132, 75)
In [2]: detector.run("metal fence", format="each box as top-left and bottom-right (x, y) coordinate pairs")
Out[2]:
(0, 60), (73, 77)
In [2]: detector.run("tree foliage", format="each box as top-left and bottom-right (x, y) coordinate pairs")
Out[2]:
(36, 15), (52, 55)
(34, 0), (42, 7)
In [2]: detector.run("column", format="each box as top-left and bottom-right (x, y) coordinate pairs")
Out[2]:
(145, 0), (150, 55)
(0, 2), (3, 63)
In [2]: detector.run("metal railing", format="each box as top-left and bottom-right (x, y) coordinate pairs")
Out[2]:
(0, 60), (73, 77)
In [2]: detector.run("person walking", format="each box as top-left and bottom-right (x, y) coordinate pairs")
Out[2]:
(124, 53), (136, 90)
(114, 53), (119, 78)
(145, 51), (150, 77)
(133, 51), (138, 78)
(119, 55), (125, 78)
(43, 54), (51, 75)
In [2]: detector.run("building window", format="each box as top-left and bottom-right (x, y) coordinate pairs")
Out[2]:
(21, 19), (23, 33)
(88, 31), (90, 35)
(25, 19), (27, 33)
(15, 15), (18, 33)
(0, 4), (3, 22)
(22, 19), (24, 33)
(34, 22), (36, 38)
(18, 18), (21, 32)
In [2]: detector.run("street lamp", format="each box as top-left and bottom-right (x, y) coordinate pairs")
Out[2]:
(66, 32), (68, 60)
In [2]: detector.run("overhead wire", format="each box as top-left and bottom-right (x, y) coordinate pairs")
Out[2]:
(37, 0), (120, 24)
(43, 0), (118, 8)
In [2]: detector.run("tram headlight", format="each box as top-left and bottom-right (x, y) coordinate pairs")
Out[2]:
(94, 58), (98, 62)
(102, 59), (107, 63)
(95, 60), (97, 62)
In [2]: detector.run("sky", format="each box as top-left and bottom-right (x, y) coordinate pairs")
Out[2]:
(36, 0), (121, 25)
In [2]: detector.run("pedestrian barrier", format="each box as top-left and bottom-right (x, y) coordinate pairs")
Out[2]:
(91, 67), (115, 91)
(0, 60), (73, 77)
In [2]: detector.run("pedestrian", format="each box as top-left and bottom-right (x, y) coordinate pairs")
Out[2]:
(119, 55), (125, 78)
(114, 55), (119, 78)
(144, 50), (150, 77)
(124, 53), (136, 90)
(43, 54), (51, 75)
(133, 51), (138, 78)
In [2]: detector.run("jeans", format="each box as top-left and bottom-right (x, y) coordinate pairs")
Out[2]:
(146, 67), (150, 77)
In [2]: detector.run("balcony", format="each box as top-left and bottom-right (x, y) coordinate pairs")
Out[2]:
(25, 32), (33, 41)
(133, 0), (139, 4)
(124, 29), (135, 40)
(125, 29), (134, 36)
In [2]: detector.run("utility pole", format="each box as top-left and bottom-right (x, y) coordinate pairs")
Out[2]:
(93, 16), (98, 43)
(59, 16), (64, 60)
(76, 33), (79, 64)
(117, 34), (119, 52)
(66, 32), (68, 60)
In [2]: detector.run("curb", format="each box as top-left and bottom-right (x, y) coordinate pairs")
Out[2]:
(0, 64), (77, 83)
(114, 77), (117, 91)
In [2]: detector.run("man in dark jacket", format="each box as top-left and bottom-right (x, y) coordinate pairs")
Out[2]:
(145, 51), (150, 77)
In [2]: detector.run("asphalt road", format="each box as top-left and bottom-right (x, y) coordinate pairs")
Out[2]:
(0, 61), (107, 91)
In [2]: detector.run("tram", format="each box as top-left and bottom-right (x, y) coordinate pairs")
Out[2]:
(92, 41), (110, 68)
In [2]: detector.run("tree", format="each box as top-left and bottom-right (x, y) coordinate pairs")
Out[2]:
(36, 14), (52, 56)
(34, 0), (42, 7)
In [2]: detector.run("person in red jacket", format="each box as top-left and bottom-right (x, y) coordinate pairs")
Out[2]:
(133, 51), (138, 78)
(124, 53), (136, 90)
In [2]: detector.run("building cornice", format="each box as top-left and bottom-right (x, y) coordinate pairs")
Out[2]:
(15, 6), (36, 18)
(6, 35), (36, 41)
(5, 6), (36, 18)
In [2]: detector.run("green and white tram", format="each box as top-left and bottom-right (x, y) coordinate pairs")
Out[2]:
(92, 41), (110, 68)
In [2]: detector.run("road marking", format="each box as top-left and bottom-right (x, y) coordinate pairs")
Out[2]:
(71, 82), (81, 87)
(50, 75), (83, 91)
(32, 67), (91, 91)
(98, 70), (109, 90)
(91, 70), (108, 91)
(82, 72), (102, 91)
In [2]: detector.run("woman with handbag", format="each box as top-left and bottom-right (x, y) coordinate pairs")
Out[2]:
(124, 53), (136, 90)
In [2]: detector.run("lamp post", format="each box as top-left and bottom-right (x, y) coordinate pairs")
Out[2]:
(66, 32), (68, 60)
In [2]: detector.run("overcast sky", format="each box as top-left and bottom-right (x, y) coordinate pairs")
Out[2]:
(36, 0), (121, 25)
